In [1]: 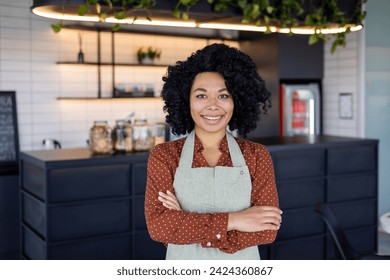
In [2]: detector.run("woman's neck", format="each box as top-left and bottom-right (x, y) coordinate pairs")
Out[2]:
(194, 128), (226, 149)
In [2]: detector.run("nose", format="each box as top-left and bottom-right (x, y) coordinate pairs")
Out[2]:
(206, 98), (218, 110)
(206, 104), (217, 110)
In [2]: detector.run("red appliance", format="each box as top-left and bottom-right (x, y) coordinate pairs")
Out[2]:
(280, 83), (321, 137)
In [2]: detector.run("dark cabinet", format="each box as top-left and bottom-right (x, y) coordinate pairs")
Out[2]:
(263, 136), (379, 260)
(0, 174), (19, 259)
(19, 136), (378, 260)
(19, 148), (165, 260)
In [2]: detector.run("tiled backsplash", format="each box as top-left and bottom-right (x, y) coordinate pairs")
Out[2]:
(0, 0), (238, 150)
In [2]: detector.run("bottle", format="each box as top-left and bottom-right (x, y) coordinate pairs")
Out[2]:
(132, 118), (152, 151)
(89, 121), (113, 154)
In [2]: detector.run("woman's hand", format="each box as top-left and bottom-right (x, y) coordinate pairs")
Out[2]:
(227, 206), (282, 232)
(158, 190), (182, 211)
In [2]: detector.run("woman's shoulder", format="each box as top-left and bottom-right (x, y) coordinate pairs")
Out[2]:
(150, 137), (186, 159)
(235, 137), (270, 155)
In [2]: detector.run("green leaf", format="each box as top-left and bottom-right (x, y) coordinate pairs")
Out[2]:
(182, 12), (189, 20)
(78, 4), (88, 16)
(266, 6), (274, 14)
(115, 11), (125, 20)
(111, 23), (121, 32)
(51, 22), (63, 33)
(309, 34), (319, 45)
(180, 0), (194, 6)
(172, 8), (181, 18)
(238, 0), (247, 10)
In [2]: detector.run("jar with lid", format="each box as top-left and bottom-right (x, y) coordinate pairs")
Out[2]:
(152, 123), (166, 147)
(89, 121), (113, 154)
(132, 118), (153, 151)
(112, 119), (133, 153)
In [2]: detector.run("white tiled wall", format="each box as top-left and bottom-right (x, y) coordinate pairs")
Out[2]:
(0, 0), (239, 151)
(322, 32), (362, 137)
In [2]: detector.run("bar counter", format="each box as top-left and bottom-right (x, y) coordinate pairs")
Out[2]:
(19, 135), (379, 260)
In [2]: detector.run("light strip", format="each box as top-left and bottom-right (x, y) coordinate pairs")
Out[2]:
(32, 7), (363, 35)
(32, 8), (100, 22)
(201, 23), (363, 34)
(278, 25), (363, 35)
(199, 23), (274, 32)
(106, 18), (197, 28)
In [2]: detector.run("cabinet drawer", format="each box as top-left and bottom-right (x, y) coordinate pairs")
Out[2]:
(330, 200), (377, 229)
(327, 174), (377, 202)
(271, 235), (326, 260)
(22, 163), (131, 202)
(277, 178), (325, 209)
(271, 149), (325, 180)
(327, 145), (377, 174)
(22, 226), (132, 260)
(134, 197), (146, 230)
(132, 163), (148, 195)
(22, 194), (131, 241)
(276, 208), (324, 240)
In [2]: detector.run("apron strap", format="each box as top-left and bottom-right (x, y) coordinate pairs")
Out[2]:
(178, 131), (196, 168)
(226, 132), (246, 167)
(178, 130), (247, 168)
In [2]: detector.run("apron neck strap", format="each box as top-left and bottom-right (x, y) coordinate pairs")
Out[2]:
(179, 130), (246, 168)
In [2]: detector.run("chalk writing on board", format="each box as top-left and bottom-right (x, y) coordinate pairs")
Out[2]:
(0, 93), (17, 162)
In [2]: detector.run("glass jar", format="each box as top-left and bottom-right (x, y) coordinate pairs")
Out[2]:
(112, 119), (133, 153)
(89, 121), (113, 154)
(132, 118), (152, 151)
(124, 120), (133, 152)
(112, 120), (127, 153)
(152, 123), (166, 147)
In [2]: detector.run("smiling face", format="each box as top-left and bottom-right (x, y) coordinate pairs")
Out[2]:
(190, 72), (234, 137)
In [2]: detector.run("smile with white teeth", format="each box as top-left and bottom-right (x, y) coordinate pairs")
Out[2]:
(202, 115), (223, 120)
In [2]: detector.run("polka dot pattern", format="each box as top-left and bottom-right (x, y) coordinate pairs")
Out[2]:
(144, 134), (279, 254)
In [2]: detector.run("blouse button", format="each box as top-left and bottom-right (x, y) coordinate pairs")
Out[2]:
(216, 234), (221, 239)
(207, 242), (212, 247)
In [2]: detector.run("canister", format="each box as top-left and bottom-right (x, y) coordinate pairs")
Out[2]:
(89, 120), (113, 154)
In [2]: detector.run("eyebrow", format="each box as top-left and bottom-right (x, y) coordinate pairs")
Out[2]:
(193, 87), (228, 92)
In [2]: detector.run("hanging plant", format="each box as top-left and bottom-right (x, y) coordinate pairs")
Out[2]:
(48, 0), (366, 53)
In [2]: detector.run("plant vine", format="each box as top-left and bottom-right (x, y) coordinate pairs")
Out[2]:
(50, 0), (366, 53)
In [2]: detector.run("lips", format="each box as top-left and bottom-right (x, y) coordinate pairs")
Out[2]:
(202, 115), (223, 121)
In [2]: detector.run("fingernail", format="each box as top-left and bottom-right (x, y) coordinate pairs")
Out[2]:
(158, 192), (163, 195)
(167, 190), (172, 194)
(280, 210), (283, 214)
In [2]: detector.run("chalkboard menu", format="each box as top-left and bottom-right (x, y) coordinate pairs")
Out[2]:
(0, 91), (19, 174)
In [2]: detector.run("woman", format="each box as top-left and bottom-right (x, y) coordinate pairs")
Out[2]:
(145, 43), (282, 260)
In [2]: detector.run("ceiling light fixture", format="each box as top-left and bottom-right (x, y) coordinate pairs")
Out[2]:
(31, 0), (363, 35)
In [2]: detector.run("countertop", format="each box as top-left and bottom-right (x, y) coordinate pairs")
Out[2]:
(19, 134), (378, 167)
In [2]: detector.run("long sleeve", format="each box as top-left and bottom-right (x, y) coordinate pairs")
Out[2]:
(144, 143), (229, 248)
(144, 137), (280, 254)
(222, 144), (279, 252)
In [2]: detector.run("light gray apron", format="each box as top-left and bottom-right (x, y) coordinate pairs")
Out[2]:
(166, 131), (260, 260)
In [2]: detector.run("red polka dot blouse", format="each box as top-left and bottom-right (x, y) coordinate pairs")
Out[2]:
(145, 134), (279, 254)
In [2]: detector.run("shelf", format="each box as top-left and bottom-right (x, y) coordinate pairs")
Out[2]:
(57, 96), (159, 100)
(56, 62), (169, 67)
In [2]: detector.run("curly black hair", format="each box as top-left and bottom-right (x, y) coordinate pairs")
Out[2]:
(161, 43), (271, 137)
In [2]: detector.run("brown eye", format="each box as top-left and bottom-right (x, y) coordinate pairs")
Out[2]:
(219, 94), (230, 99)
(195, 94), (207, 99)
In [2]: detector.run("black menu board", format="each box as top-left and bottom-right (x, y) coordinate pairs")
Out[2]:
(0, 91), (19, 174)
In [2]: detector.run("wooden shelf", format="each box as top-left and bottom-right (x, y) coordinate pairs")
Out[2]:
(56, 62), (169, 67)
(57, 96), (159, 100)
